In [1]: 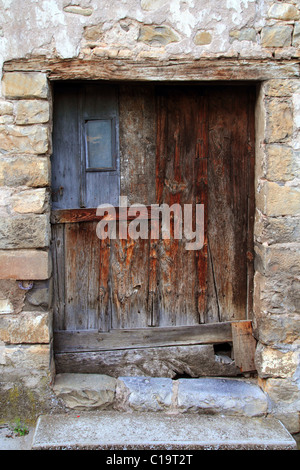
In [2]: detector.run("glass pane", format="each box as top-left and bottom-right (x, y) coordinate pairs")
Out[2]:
(86, 120), (113, 169)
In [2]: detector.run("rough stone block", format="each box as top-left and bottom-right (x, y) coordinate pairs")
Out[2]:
(254, 313), (300, 345)
(0, 280), (25, 314)
(138, 25), (180, 45)
(25, 280), (52, 310)
(265, 145), (296, 182)
(63, 5), (93, 16)
(83, 23), (103, 42)
(11, 188), (48, 214)
(0, 249), (51, 280)
(267, 3), (299, 21)
(229, 28), (256, 42)
(293, 22), (300, 47)
(141, 0), (167, 10)
(263, 378), (300, 405)
(255, 210), (300, 245)
(0, 124), (49, 154)
(0, 101), (13, 116)
(15, 100), (50, 125)
(53, 373), (117, 410)
(2, 73), (48, 99)
(255, 343), (298, 379)
(261, 25), (293, 48)
(0, 311), (50, 344)
(115, 376), (173, 412)
(253, 271), (300, 316)
(293, 93), (300, 128)
(0, 156), (50, 187)
(0, 214), (50, 249)
(254, 243), (300, 276)
(264, 79), (299, 97)
(0, 344), (50, 385)
(0, 299), (13, 314)
(177, 378), (268, 417)
(265, 99), (293, 142)
(256, 181), (300, 217)
(194, 31), (212, 45)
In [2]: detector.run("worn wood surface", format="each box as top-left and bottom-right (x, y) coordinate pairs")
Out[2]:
(54, 321), (233, 353)
(51, 83), (256, 375)
(206, 86), (255, 322)
(51, 83), (120, 210)
(55, 343), (240, 377)
(119, 84), (156, 206)
(154, 86), (208, 326)
(4, 57), (299, 81)
(51, 207), (156, 224)
(53, 221), (102, 330)
(231, 321), (257, 372)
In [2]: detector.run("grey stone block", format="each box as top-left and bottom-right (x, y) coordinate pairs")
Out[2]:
(115, 376), (173, 412)
(177, 378), (268, 417)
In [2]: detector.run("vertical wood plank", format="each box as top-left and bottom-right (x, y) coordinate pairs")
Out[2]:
(51, 84), (80, 210)
(119, 84), (156, 206)
(207, 86), (255, 321)
(110, 234), (150, 329)
(231, 321), (257, 372)
(52, 224), (66, 331)
(64, 222), (101, 330)
(99, 236), (111, 332)
(246, 89), (256, 320)
(155, 86), (207, 326)
(196, 95), (208, 323)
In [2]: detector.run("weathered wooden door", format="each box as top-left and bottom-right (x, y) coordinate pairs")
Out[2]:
(52, 83), (255, 377)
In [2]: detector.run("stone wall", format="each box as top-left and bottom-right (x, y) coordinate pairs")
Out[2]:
(0, 0), (299, 433)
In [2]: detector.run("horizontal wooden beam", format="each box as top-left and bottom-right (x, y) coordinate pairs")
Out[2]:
(54, 321), (234, 354)
(3, 57), (299, 81)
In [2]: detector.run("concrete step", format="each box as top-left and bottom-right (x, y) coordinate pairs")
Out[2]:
(31, 411), (297, 450)
(53, 374), (269, 418)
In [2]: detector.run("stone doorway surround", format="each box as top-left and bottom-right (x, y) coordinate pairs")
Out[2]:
(0, 56), (299, 435)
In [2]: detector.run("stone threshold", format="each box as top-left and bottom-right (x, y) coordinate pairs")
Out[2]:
(31, 411), (297, 450)
(53, 374), (269, 418)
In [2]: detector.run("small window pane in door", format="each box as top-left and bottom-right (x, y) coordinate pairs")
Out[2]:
(85, 119), (114, 170)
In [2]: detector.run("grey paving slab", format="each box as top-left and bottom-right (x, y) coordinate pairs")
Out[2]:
(31, 411), (297, 450)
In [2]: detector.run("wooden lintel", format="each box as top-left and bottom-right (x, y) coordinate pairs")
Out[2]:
(3, 57), (299, 82)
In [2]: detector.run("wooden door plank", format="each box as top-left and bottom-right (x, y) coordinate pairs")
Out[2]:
(207, 86), (255, 322)
(155, 86), (207, 327)
(119, 84), (156, 206)
(99, 237), (111, 332)
(51, 84), (80, 210)
(246, 90), (256, 320)
(52, 224), (66, 331)
(64, 222), (101, 330)
(231, 320), (257, 372)
(196, 95), (208, 322)
(54, 321), (234, 353)
(110, 235), (151, 329)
